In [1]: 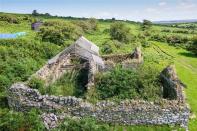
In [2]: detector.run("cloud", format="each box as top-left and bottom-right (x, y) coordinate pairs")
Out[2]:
(179, 2), (196, 9)
(158, 2), (167, 6)
(146, 8), (157, 13)
(84, 11), (120, 19)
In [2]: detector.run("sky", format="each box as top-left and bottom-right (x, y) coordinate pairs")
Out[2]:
(0, 0), (197, 21)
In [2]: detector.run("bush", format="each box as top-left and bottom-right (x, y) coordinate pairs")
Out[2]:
(0, 14), (21, 24)
(96, 67), (139, 100)
(74, 18), (98, 33)
(0, 39), (60, 99)
(110, 22), (133, 43)
(39, 26), (65, 45)
(0, 75), (11, 91)
(88, 18), (98, 31)
(172, 29), (189, 34)
(95, 65), (161, 101)
(161, 29), (171, 33)
(28, 76), (45, 90)
(101, 40), (123, 54)
(39, 21), (83, 45)
(101, 44), (113, 54)
(150, 34), (190, 48)
(56, 117), (109, 131)
(141, 40), (151, 47)
(188, 36), (197, 55)
(0, 108), (45, 131)
(150, 34), (166, 42)
(137, 64), (162, 100)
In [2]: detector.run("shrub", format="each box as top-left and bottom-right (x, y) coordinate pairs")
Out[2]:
(0, 39), (60, 98)
(95, 65), (161, 101)
(39, 26), (65, 45)
(150, 34), (166, 42)
(0, 75), (11, 91)
(101, 40), (122, 54)
(101, 43), (113, 54)
(103, 29), (110, 34)
(172, 29), (189, 34)
(96, 67), (139, 100)
(150, 34), (191, 48)
(39, 21), (83, 45)
(74, 18), (98, 33)
(161, 29), (171, 33)
(110, 22), (133, 43)
(28, 76), (45, 90)
(141, 39), (151, 47)
(113, 40), (122, 48)
(0, 108), (45, 131)
(137, 64), (162, 101)
(0, 14), (21, 24)
(88, 18), (98, 30)
(188, 36), (197, 55)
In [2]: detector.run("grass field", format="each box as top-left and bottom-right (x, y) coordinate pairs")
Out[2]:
(151, 42), (197, 131)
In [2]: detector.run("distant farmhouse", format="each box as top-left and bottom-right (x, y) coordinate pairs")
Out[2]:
(31, 21), (43, 31)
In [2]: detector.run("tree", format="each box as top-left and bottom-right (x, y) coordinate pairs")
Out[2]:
(32, 10), (39, 16)
(142, 19), (152, 30)
(39, 21), (83, 45)
(110, 22), (133, 43)
(112, 17), (116, 21)
(44, 13), (51, 17)
(188, 36), (197, 55)
(88, 18), (98, 31)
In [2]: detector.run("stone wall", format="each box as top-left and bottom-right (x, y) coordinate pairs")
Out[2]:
(160, 65), (185, 102)
(33, 53), (71, 85)
(8, 83), (189, 129)
(102, 47), (143, 63)
(101, 47), (143, 72)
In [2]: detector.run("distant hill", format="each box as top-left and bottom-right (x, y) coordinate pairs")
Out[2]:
(153, 19), (197, 24)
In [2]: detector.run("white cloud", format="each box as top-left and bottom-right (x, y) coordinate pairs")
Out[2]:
(146, 8), (157, 13)
(159, 2), (167, 6)
(178, 2), (196, 9)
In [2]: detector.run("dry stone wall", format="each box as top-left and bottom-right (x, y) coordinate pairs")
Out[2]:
(101, 47), (143, 72)
(8, 83), (189, 130)
(7, 39), (189, 130)
(33, 53), (71, 85)
(160, 65), (185, 102)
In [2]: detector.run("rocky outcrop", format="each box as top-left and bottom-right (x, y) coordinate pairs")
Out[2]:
(160, 65), (185, 102)
(8, 82), (189, 130)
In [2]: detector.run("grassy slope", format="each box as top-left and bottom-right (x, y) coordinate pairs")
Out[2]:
(151, 42), (197, 131)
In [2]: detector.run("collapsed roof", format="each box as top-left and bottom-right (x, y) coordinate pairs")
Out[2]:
(48, 36), (104, 67)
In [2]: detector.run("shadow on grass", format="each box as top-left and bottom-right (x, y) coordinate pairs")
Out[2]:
(74, 67), (89, 98)
(178, 52), (197, 58)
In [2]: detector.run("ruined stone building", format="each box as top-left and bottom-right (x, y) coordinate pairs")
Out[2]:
(7, 36), (189, 130)
(33, 36), (104, 87)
